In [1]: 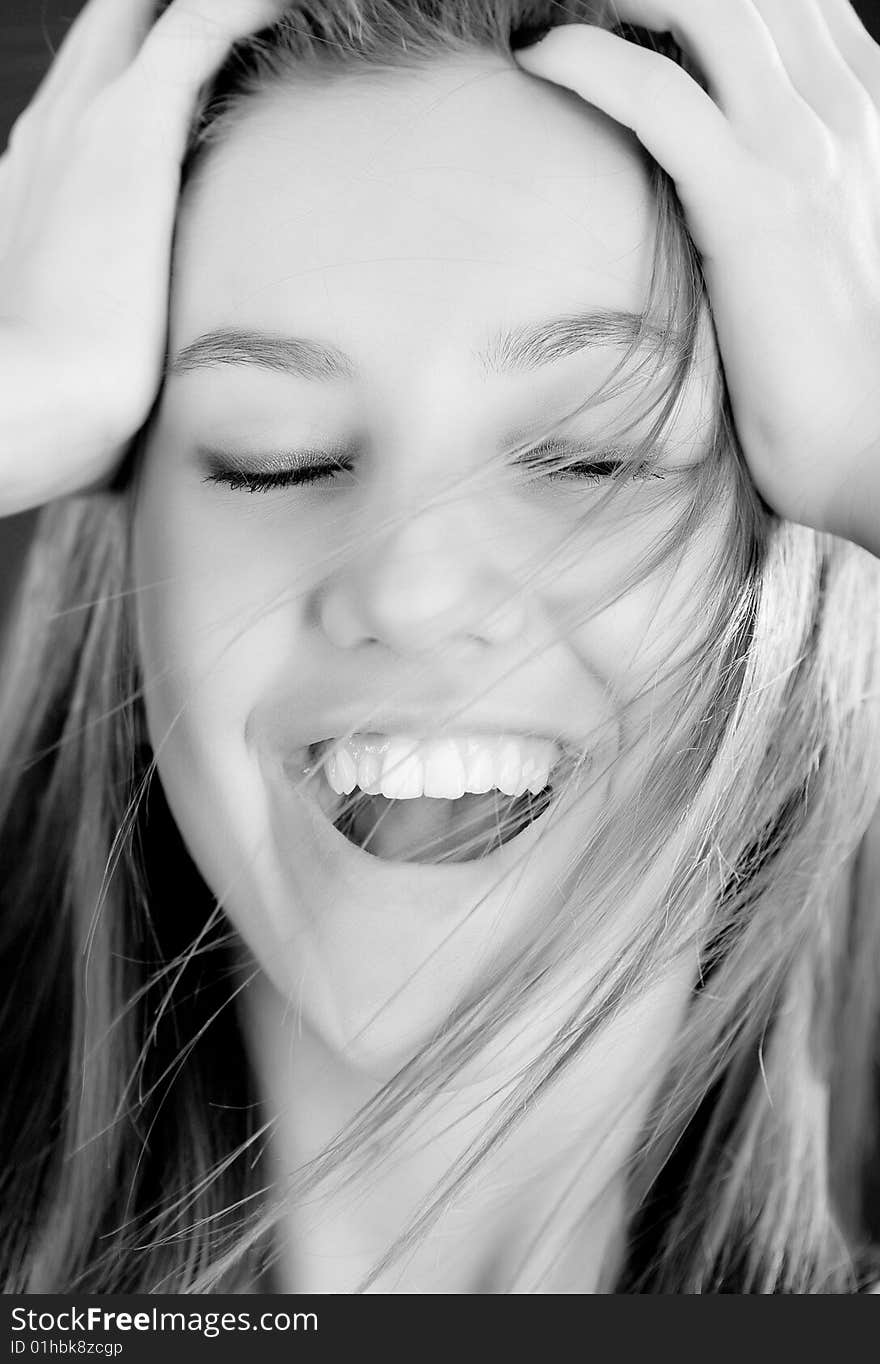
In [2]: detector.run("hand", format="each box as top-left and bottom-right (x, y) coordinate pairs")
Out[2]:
(0, 0), (285, 516)
(514, 1), (880, 555)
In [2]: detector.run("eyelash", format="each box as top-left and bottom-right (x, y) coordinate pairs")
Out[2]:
(201, 444), (656, 494)
(202, 457), (354, 494)
(519, 447), (623, 483)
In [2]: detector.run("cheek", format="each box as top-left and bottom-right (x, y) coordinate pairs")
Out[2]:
(537, 499), (721, 704)
(132, 457), (329, 711)
(130, 467), (311, 922)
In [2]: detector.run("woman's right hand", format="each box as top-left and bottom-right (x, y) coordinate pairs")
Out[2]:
(0, 0), (285, 516)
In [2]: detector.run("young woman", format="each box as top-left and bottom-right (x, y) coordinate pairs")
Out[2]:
(1, 0), (880, 1294)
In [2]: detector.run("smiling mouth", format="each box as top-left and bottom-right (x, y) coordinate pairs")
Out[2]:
(308, 733), (564, 865)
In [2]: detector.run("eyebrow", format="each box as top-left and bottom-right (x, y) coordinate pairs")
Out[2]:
(168, 329), (356, 382)
(478, 309), (669, 375)
(167, 310), (672, 384)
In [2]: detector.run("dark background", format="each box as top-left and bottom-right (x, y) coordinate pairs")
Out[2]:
(1, 0), (880, 618)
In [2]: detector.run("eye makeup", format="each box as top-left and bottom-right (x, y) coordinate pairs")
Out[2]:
(197, 442), (358, 493)
(195, 429), (680, 497)
(512, 439), (667, 483)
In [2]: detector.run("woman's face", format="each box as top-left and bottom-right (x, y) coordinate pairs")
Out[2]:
(133, 54), (720, 1071)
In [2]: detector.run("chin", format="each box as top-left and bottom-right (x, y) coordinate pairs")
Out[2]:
(241, 909), (477, 1080)
(235, 743), (608, 1078)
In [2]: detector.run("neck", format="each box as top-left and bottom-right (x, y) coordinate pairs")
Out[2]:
(236, 970), (684, 1294)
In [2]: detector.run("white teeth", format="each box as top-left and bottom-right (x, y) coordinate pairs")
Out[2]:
(423, 741), (467, 800)
(521, 752), (550, 796)
(497, 739), (524, 797)
(358, 748), (384, 796)
(335, 745), (358, 795)
(380, 740), (424, 799)
(321, 733), (559, 800)
(463, 739), (495, 795)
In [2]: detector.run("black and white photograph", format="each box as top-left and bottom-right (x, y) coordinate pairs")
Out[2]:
(2, 0), (880, 1310)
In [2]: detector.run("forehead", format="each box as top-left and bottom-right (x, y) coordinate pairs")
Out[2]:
(170, 54), (658, 372)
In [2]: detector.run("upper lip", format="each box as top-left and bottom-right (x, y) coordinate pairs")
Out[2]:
(256, 706), (582, 772)
(299, 708), (574, 748)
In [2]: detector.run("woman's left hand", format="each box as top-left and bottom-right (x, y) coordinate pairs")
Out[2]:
(514, 1), (880, 556)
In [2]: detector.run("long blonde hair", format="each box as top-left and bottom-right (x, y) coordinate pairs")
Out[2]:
(2, 0), (880, 1293)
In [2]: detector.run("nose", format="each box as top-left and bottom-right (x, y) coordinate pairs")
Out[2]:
(314, 502), (528, 655)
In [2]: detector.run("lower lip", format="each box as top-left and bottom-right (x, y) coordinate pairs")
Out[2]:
(277, 750), (581, 892)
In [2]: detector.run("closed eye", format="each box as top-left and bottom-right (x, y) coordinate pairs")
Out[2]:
(546, 456), (622, 482)
(515, 440), (629, 482)
(199, 441), (664, 495)
(200, 451), (355, 493)
(515, 439), (673, 487)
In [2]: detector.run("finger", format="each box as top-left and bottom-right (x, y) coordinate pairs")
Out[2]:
(29, 0), (158, 114)
(0, 150), (14, 257)
(117, 0), (287, 154)
(129, 0), (285, 109)
(515, 26), (738, 219)
(0, 108), (44, 257)
(816, 0), (880, 105)
(751, 0), (876, 130)
(591, 0), (797, 124)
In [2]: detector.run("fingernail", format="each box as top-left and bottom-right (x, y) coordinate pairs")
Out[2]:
(510, 22), (553, 53)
